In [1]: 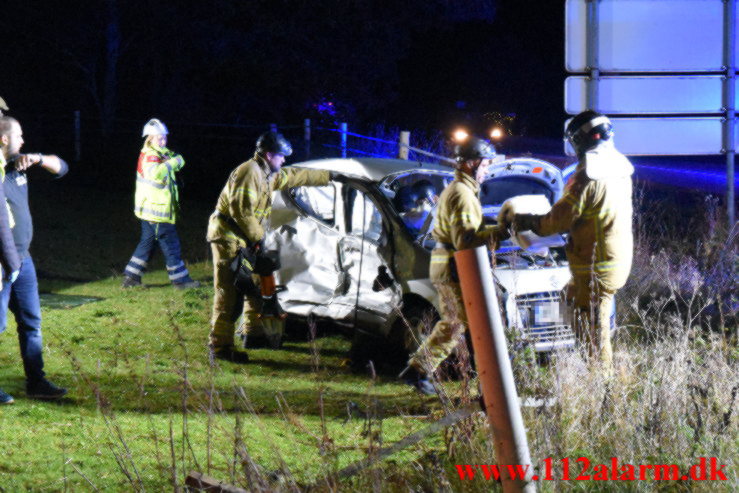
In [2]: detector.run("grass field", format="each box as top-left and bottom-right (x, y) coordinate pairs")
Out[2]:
(0, 181), (736, 491)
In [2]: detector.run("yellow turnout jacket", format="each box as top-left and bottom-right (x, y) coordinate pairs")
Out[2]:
(530, 142), (634, 290)
(207, 153), (329, 246)
(430, 170), (502, 283)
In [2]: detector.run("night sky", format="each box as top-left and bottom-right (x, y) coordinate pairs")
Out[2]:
(2, 1), (566, 138)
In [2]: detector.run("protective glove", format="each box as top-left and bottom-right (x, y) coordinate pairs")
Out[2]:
(6, 270), (19, 284)
(513, 213), (539, 233)
(496, 225), (511, 242)
(250, 238), (265, 254)
(329, 171), (348, 183)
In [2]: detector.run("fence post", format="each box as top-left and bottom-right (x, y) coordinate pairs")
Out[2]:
(454, 246), (536, 493)
(398, 130), (410, 159)
(73, 110), (81, 163)
(340, 122), (348, 158)
(270, 123), (278, 133)
(304, 118), (311, 159)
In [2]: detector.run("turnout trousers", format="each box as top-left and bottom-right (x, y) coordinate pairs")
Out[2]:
(568, 275), (616, 375)
(209, 240), (265, 349)
(408, 281), (466, 374)
(124, 221), (194, 285)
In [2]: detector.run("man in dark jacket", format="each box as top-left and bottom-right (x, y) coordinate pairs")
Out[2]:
(0, 116), (68, 402)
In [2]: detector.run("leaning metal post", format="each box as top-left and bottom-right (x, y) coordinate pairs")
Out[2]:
(455, 246), (536, 493)
(725, 0), (736, 226)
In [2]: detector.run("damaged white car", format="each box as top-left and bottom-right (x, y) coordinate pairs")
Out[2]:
(264, 157), (584, 364)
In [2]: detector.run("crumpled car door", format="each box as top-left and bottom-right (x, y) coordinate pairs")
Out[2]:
(338, 185), (401, 330)
(268, 184), (356, 320)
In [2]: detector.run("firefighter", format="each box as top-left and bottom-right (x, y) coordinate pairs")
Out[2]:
(122, 119), (200, 289)
(402, 134), (508, 395)
(207, 131), (333, 363)
(510, 110), (633, 376)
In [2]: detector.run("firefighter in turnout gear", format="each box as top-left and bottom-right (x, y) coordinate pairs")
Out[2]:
(122, 119), (200, 289)
(510, 111), (633, 376)
(403, 133), (509, 395)
(207, 131), (330, 363)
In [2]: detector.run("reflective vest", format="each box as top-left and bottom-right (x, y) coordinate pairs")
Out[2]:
(134, 143), (184, 224)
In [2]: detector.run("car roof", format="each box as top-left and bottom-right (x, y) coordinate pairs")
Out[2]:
(290, 157), (452, 182)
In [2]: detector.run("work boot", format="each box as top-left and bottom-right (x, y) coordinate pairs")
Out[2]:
(0, 389), (14, 404)
(121, 276), (142, 288)
(400, 366), (437, 396)
(210, 345), (250, 364)
(26, 379), (68, 400)
(174, 280), (201, 290)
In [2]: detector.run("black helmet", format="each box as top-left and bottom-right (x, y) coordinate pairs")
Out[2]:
(256, 131), (293, 156)
(565, 110), (613, 154)
(393, 186), (418, 213)
(412, 180), (436, 203)
(454, 136), (496, 163)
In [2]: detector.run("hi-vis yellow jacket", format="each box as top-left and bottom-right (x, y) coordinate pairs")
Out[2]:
(134, 142), (185, 224)
(430, 170), (503, 283)
(529, 142), (633, 290)
(207, 153), (329, 246)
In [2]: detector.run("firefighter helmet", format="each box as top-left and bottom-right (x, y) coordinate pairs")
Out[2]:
(412, 180), (437, 204)
(256, 131), (293, 156)
(565, 110), (613, 154)
(393, 186), (418, 213)
(142, 118), (168, 137)
(454, 136), (496, 163)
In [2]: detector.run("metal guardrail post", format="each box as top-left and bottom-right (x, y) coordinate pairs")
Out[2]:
(340, 122), (348, 158)
(398, 130), (410, 159)
(74, 110), (81, 163)
(454, 246), (536, 493)
(725, 0), (737, 226)
(304, 118), (311, 159)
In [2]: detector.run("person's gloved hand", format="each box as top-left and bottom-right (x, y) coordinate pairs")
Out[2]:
(513, 213), (539, 233)
(251, 239), (265, 253)
(497, 201), (514, 232)
(329, 171), (348, 183)
(6, 270), (19, 284)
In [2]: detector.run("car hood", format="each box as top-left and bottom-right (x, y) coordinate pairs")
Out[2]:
(479, 157), (565, 219)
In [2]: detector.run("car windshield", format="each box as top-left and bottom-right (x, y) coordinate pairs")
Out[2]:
(480, 176), (554, 206)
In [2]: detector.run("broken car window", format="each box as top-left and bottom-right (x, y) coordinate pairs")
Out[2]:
(291, 185), (335, 225)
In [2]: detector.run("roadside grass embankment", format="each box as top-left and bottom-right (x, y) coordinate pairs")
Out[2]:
(0, 181), (735, 491)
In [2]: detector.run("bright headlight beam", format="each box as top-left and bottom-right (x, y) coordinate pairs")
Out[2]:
(453, 129), (469, 142)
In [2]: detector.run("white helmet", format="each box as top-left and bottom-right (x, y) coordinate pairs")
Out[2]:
(142, 118), (168, 137)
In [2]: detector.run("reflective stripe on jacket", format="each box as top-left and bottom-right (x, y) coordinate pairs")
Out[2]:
(133, 143), (185, 224)
(430, 169), (500, 283)
(206, 153), (329, 246)
(532, 144), (633, 290)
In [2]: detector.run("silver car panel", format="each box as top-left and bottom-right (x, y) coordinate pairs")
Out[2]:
(269, 157), (577, 352)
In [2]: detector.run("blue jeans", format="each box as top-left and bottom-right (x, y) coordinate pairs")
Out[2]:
(124, 221), (194, 284)
(0, 256), (46, 384)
